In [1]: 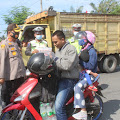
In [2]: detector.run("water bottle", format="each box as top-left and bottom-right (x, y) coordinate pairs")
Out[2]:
(51, 104), (57, 120)
(46, 103), (54, 120)
(40, 103), (47, 120)
(51, 114), (57, 120)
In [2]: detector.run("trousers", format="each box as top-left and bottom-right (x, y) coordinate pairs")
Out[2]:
(55, 78), (77, 120)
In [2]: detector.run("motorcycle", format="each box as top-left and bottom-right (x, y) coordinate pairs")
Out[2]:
(0, 53), (104, 120)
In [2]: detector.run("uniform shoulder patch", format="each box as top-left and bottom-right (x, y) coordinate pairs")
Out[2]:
(1, 44), (5, 49)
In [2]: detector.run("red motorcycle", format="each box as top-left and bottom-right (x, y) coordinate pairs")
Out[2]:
(0, 53), (104, 120)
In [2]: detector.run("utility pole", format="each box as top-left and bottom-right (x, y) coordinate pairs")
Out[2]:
(41, 0), (43, 12)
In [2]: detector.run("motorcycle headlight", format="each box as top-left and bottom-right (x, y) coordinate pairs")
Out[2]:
(26, 69), (31, 76)
(14, 93), (27, 102)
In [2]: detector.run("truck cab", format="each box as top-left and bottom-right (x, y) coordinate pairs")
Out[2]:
(18, 24), (52, 66)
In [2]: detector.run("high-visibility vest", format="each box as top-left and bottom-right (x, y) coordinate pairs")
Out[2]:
(30, 40), (47, 52)
(67, 37), (82, 54)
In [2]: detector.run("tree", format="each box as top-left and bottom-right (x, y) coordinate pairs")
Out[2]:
(63, 10), (67, 12)
(3, 6), (34, 25)
(90, 0), (120, 14)
(76, 6), (83, 13)
(0, 35), (5, 42)
(70, 6), (83, 13)
(110, 5), (120, 14)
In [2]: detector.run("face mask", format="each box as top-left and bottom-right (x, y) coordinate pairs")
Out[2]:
(79, 39), (86, 46)
(74, 31), (78, 36)
(36, 35), (43, 40)
(10, 32), (19, 39)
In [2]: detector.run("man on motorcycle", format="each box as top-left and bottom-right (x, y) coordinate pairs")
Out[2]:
(52, 30), (79, 120)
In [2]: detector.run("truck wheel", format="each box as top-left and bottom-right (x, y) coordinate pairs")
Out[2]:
(98, 58), (106, 73)
(103, 55), (117, 73)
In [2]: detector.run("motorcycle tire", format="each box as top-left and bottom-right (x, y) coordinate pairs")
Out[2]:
(0, 109), (35, 120)
(67, 94), (103, 120)
(87, 94), (103, 120)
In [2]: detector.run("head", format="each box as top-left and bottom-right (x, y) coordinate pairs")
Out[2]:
(7, 23), (21, 42)
(32, 26), (44, 40)
(52, 30), (66, 49)
(72, 23), (82, 36)
(75, 31), (96, 49)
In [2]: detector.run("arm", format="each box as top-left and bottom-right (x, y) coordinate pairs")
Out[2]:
(86, 70), (98, 77)
(80, 49), (97, 70)
(55, 46), (79, 71)
(25, 43), (32, 56)
(0, 43), (7, 84)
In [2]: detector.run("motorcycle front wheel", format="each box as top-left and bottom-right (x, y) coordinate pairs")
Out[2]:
(0, 109), (35, 120)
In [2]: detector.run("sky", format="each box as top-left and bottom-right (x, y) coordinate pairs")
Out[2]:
(0, 0), (101, 36)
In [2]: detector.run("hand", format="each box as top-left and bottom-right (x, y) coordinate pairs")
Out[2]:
(92, 73), (98, 78)
(32, 49), (39, 54)
(0, 79), (5, 85)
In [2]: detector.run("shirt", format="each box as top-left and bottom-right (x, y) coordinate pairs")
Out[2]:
(0, 38), (26, 81)
(55, 42), (79, 79)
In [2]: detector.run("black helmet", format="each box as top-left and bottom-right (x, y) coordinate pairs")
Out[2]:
(27, 53), (54, 75)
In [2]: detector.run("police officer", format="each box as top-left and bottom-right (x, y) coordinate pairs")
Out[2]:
(0, 23), (26, 108)
(67, 23), (82, 54)
(25, 26), (48, 56)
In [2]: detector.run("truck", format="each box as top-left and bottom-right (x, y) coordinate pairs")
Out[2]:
(19, 10), (120, 73)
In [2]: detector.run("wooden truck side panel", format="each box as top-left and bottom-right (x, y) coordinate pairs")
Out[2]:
(55, 13), (120, 55)
(25, 11), (120, 72)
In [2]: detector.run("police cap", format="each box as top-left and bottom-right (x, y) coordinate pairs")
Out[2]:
(33, 26), (44, 32)
(72, 23), (82, 31)
(7, 23), (21, 33)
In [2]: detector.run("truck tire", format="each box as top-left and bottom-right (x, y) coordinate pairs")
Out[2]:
(98, 58), (106, 73)
(103, 55), (117, 73)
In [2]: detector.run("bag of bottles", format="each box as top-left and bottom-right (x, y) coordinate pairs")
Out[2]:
(40, 102), (57, 120)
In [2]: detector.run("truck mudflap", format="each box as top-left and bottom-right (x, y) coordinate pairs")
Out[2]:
(2, 103), (25, 113)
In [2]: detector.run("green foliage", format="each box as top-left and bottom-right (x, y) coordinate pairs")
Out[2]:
(110, 5), (120, 14)
(0, 35), (5, 41)
(3, 6), (34, 25)
(90, 0), (120, 14)
(70, 6), (75, 12)
(70, 6), (83, 13)
(76, 6), (83, 13)
(63, 10), (66, 12)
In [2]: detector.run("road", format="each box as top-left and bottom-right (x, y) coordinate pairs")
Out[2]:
(99, 66), (120, 120)
(0, 66), (120, 120)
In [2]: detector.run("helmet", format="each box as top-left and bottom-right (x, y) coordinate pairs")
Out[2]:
(72, 23), (82, 31)
(75, 31), (87, 40)
(32, 26), (44, 34)
(85, 31), (96, 44)
(75, 31), (96, 45)
(32, 26), (44, 32)
(27, 53), (54, 75)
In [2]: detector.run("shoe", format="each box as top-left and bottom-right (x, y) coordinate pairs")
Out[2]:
(72, 110), (87, 120)
(88, 85), (98, 92)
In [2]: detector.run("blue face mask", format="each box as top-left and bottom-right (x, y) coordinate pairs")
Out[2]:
(36, 35), (42, 40)
(79, 39), (86, 46)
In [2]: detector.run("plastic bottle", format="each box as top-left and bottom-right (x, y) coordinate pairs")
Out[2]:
(40, 103), (48, 120)
(46, 103), (54, 120)
(51, 104), (57, 120)
(51, 114), (57, 120)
